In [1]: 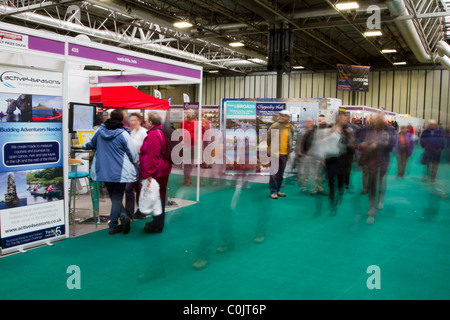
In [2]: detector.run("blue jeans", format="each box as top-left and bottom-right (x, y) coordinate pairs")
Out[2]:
(104, 182), (127, 230)
(269, 154), (288, 194)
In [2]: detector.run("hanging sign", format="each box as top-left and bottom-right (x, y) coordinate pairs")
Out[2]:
(337, 64), (370, 92)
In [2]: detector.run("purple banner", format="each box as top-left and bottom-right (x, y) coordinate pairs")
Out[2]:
(29, 36), (65, 55)
(0, 29), (65, 55)
(69, 44), (202, 80)
(98, 74), (176, 84)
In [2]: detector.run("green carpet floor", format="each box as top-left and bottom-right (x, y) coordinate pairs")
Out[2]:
(1, 148), (449, 300)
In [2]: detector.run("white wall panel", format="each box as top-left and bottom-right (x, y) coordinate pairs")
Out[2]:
(371, 71), (380, 109)
(324, 72), (334, 98)
(424, 70), (434, 121)
(409, 70), (419, 117)
(440, 70), (449, 126)
(302, 73), (313, 98)
(400, 70), (409, 115)
(379, 71), (387, 110)
(431, 70), (441, 121)
(392, 71), (402, 114)
(385, 71), (394, 112)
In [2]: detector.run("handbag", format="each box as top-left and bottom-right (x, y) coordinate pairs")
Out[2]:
(138, 179), (162, 216)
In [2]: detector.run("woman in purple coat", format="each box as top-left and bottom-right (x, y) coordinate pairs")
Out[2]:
(139, 112), (172, 233)
(394, 126), (415, 178)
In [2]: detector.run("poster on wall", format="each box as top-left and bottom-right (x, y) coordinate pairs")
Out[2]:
(256, 102), (285, 174)
(224, 100), (257, 174)
(287, 100), (319, 127)
(337, 64), (370, 92)
(317, 98), (341, 125)
(0, 65), (65, 254)
(183, 102), (220, 128)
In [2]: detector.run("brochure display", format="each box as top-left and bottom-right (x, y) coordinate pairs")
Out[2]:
(0, 66), (65, 254)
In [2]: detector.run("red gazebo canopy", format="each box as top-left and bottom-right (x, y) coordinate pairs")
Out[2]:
(90, 86), (169, 110)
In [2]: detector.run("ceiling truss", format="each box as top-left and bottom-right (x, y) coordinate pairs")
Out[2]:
(0, 0), (448, 75)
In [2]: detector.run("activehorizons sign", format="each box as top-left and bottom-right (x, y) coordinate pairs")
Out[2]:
(0, 68), (62, 95)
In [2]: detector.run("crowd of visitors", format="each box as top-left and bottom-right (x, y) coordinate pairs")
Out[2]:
(291, 111), (447, 224)
(82, 107), (448, 235)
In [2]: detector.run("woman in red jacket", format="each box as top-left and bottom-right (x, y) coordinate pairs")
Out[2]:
(139, 112), (172, 233)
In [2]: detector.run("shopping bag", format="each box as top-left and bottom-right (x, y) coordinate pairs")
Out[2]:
(138, 179), (162, 216)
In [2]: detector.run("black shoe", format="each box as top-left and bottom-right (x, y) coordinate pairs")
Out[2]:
(109, 225), (124, 235)
(134, 210), (148, 220)
(120, 215), (131, 234)
(144, 214), (165, 234)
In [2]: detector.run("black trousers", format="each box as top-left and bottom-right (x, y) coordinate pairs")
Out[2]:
(325, 156), (345, 201)
(342, 152), (354, 187)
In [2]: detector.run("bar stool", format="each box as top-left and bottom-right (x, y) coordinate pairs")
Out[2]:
(68, 158), (100, 236)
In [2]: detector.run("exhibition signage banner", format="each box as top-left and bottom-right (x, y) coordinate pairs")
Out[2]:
(68, 43), (202, 80)
(0, 28), (65, 56)
(256, 103), (285, 174)
(337, 64), (370, 92)
(224, 101), (257, 174)
(0, 65), (65, 254)
(221, 98), (342, 175)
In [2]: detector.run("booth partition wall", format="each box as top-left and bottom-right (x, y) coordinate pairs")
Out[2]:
(203, 69), (450, 127)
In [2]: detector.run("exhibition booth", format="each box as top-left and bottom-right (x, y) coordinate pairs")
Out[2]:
(0, 21), (203, 255)
(342, 105), (398, 126)
(342, 105), (424, 132)
(221, 98), (342, 175)
(396, 114), (426, 134)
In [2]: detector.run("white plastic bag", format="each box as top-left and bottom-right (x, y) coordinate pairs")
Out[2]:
(138, 179), (162, 216)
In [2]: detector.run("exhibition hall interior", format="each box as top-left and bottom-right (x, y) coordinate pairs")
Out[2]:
(0, 0), (449, 301)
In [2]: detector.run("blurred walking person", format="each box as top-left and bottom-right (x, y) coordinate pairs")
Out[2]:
(294, 117), (316, 192)
(360, 112), (397, 224)
(420, 120), (445, 183)
(307, 115), (329, 195)
(125, 113), (148, 219)
(394, 125), (415, 178)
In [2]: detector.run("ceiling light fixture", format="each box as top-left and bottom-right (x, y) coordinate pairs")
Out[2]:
(364, 30), (383, 37)
(381, 49), (397, 53)
(208, 70), (219, 73)
(336, 2), (360, 10)
(293, 66), (305, 69)
(393, 61), (407, 65)
(229, 41), (245, 47)
(173, 21), (193, 28)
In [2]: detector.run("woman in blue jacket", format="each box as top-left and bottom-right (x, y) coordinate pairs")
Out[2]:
(83, 109), (139, 234)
